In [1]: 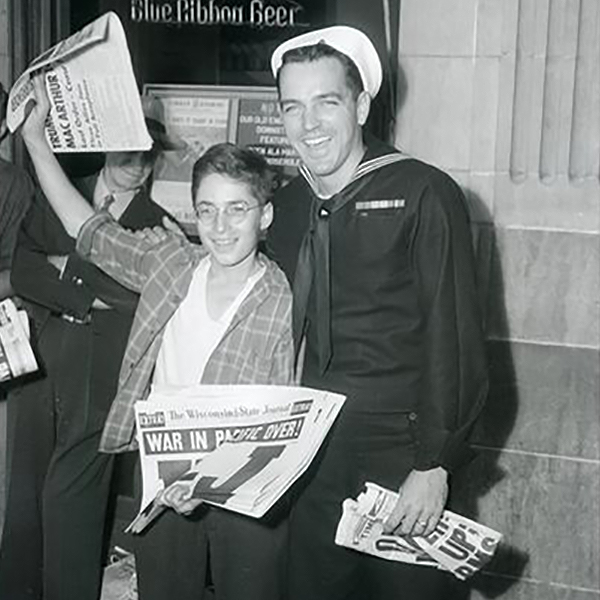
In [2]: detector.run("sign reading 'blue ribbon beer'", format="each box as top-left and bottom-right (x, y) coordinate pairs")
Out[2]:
(130, 0), (302, 27)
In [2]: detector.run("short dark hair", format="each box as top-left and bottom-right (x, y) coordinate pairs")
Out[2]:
(276, 43), (364, 99)
(191, 143), (277, 207)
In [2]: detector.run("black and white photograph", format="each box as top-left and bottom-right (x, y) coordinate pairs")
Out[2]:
(0, 1), (598, 600)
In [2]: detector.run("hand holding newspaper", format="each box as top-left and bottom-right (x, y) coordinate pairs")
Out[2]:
(7, 12), (152, 152)
(335, 482), (502, 580)
(127, 384), (346, 534)
(0, 298), (38, 382)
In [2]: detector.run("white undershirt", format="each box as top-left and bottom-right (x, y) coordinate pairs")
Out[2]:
(154, 256), (265, 386)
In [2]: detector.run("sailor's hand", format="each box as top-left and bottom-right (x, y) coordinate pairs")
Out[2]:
(132, 217), (184, 245)
(383, 467), (448, 537)
(161, 216), (185, 237)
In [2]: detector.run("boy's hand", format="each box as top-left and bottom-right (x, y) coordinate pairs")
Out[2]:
(20, 73), (51, 148)
(159, 482), (203, 515)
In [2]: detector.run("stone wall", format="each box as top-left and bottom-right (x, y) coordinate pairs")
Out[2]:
(395, 1), (599, 598)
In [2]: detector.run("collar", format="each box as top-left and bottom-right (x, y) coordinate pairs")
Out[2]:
(299, 135), (411, 199)
(94, 170), (111, 205)
(94, 169), (145, 215)
(226, 254), (287, 330)
(95, 168), (145, 201)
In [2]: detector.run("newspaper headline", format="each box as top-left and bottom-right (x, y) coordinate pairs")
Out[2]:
(7, 12), (152, 152)
(336, 482), (503, 580)
(127, 384), (346, 533)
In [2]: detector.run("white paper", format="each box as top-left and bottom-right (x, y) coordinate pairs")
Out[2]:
(7, 12), (151, 152)
(127, 384), (345, 533)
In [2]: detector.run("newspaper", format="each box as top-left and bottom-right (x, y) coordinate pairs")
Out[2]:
(127, 384), (346, 533)
(0, 298), (38, 382)
(335, 482), (503, 580)
(101, 547), (137, 600)
(7, 12), (152, 152)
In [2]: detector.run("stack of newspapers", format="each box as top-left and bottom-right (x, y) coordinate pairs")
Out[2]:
(0, 298), (38, 383)
(127, 384), (346, 533)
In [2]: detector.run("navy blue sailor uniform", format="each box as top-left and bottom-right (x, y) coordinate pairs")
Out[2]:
(267, 136), (488, 600)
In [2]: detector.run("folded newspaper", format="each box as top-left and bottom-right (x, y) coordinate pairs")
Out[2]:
(127, 384), (346, 533)
(7, 11), (152, 152)
(335, 482), (502, 580)
(0, 298), (38, 382)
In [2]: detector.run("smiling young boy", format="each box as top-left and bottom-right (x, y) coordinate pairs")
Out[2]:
(19, 75), (293, 600)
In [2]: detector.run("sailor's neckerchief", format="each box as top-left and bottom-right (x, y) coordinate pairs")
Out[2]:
(292, 136), (411, 372)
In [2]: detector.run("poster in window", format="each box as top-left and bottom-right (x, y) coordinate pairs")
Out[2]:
(144, 83), (299, 230)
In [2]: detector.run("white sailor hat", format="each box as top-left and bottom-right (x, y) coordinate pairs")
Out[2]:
(271, 25), (383, 98)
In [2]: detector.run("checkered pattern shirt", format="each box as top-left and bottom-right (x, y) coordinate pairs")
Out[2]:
(77, 213), (294, 453)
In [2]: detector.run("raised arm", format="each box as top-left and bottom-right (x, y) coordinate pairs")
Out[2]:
(19, 74), (179, 294)
(20, 74), (94, 237)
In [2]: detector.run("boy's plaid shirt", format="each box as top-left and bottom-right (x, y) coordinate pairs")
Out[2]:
(77, 213), (294, 453)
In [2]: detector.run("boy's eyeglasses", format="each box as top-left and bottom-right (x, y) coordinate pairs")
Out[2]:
(195, 201), (262, 226)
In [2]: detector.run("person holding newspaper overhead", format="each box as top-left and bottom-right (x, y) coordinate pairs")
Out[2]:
(267, 26), (489, 600)
(0, 81), (33, 300)
(17, 74), (294, 600)
(0, 94), (177, 600)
